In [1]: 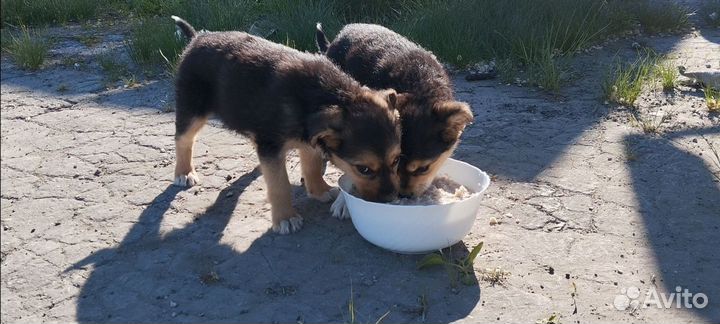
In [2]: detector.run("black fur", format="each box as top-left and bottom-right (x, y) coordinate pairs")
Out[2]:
(174, 19), (401, 201)
(315, 23), (329, 53)
(318, 23), (473, 194)
(171, 15), (196, 39)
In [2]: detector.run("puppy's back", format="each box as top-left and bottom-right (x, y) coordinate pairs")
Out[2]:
(326, 24), (452, 103)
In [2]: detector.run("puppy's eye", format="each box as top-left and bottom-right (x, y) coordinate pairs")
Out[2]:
(412, 165), (430, 176)
(392, 157), (400, 167)
(355, 165), (375, 176)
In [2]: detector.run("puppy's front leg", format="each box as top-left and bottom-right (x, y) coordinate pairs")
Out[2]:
(299, 146), (338, 203)
(259, 153), (303, 234)
(174, 116), (207, 187)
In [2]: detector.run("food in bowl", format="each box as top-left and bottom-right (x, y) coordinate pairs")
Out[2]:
(343, 175), (473, 206)
(336, 158), (491, 254)
(391, 176), (473, 205)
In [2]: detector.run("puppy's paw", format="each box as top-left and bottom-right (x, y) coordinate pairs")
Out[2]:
(173, 171), (200, 187)
(330, 194), (351, 220)
(273, 215), (304, 234)
(308, 187), (340, 203)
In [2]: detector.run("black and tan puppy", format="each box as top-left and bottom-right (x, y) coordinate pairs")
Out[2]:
(316, 23), (474, 206)
(171, 17), (402, 234)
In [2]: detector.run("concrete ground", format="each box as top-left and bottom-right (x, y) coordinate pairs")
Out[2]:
(1, 22), (719, 324)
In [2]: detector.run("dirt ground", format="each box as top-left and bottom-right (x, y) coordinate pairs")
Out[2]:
(1, 19), (719, 324)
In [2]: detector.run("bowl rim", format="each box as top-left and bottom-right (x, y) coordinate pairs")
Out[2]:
(338, 158), (491, 208)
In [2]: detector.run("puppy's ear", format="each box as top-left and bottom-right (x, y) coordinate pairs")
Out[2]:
(433, 101), (474, 143)
(308, 106), (342, 151)
(380, 89), (412, 112)
(311, 129), (341, 151)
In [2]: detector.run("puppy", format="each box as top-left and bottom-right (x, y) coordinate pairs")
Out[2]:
(171, 17), (402, 234)
(317, 23), (473, 217)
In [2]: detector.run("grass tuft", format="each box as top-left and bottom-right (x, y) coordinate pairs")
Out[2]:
(704, 87), (720, 112)
(654, 60), (677, 92)
(529, 46), (562, 92)
(4, 25), (47, 70)
(632, 0), (690, 34)
(603, 52), (655, 107)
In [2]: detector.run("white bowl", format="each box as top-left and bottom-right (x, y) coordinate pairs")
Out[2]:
(338, 158), (491, 254)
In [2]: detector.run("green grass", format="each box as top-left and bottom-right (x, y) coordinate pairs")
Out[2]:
(632, 0), (690, 34)
(654, 60), (677, 92)
(1, 0), (103, 26)
(126, 18), (185, 66)
(705, 87), (720, 112)
(4, 25), (47, 70)
(700, 0), (720, 28)
(394, 0), (607, 67)
(264, 0), (341, 51)
(528, 40), (563, 92)
(603, 52), (655, 107)
(1, 0), (694, 95)
(418, 242), (483, 286)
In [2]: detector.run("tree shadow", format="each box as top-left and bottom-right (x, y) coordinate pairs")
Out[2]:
(67, 167), (480, 323)
(625, 127), (720, 321)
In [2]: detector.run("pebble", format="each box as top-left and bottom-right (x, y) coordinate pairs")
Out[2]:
(169, 301), (178, 307)
(489, 217), (499, 225)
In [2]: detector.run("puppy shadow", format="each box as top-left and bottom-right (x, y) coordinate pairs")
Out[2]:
(69, 167), (480, 323)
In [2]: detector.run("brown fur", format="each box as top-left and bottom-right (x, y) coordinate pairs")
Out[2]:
(317, 23), (474, 197)
(172, 17), (402, 233)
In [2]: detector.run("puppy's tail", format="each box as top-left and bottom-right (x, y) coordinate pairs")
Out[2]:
(171, 15), (196, 39)
(315, 22), (329, 53)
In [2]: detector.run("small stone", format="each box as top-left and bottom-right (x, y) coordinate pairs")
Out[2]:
(692, 138), (698, 143)
(94, 169), (101, 177)
(226, 175), (232, 181)
(565, 273), (570, 279)
(225, 191), (234, 198)
(169, 301), (178, 307)
(171, 312), (177, 317)
(489, 217), (499, 225)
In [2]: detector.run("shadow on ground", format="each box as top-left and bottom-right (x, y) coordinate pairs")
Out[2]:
(68, 168), (480, 323)
(625, 126), (720, 322)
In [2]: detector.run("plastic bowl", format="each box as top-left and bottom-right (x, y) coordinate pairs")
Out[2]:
(338, 158), (491, 254)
